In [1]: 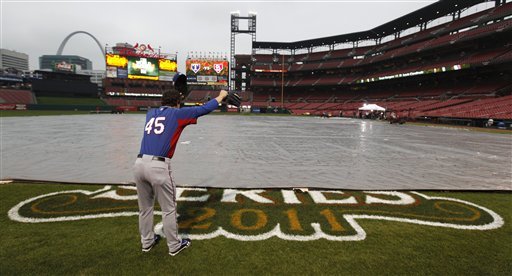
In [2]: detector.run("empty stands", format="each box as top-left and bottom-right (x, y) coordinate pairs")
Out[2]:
(419, 95), (512, 119)
(0, 89), (36, 104)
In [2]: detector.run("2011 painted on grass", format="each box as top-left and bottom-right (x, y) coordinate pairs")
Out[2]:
(8, 185), (504, 241)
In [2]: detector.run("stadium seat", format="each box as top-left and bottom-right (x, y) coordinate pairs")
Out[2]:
(0, 89), (36, 104)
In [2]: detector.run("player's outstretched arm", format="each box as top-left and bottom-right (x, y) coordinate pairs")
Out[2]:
(176, 90), (229, 119)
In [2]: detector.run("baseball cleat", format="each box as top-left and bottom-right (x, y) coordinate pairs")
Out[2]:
(169, 238), (191, 256)
(142, 234), (161, 252)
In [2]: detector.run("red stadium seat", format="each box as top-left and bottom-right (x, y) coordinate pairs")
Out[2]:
(0, 89), (36, 104)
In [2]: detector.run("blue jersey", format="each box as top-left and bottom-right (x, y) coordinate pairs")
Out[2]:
(138, 99), (219, 158)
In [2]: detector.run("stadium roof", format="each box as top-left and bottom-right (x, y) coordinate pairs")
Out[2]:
(253, 0), (492, 50)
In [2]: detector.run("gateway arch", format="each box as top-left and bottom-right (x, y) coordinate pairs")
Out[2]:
(56, 31), (105, 56)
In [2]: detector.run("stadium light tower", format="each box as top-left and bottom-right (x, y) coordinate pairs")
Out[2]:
(230, 11), (256, 90)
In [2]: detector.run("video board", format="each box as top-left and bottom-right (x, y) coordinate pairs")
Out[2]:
(185, 59), (229, 85)
(127, 57), (159, 80)
(105, 52), (177, 81)
(53, 61), (76, 73)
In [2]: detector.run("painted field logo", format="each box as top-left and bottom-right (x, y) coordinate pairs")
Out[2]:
(8, 186), (504, 241)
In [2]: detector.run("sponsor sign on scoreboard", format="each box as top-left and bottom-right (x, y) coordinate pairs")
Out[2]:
(106, 66), (117, 78)
(186, 59), (228, 85)
(158, 58), (177, 81)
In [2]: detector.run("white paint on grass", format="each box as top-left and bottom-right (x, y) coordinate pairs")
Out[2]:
(308, 190), (358, 204)
(221, 189), (274, 204)
(364, 191), (416, 205)
(282, 190), (302, 204)
(7, 186), (505, 242)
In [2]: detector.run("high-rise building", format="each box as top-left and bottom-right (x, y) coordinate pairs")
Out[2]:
(0, 49), (29, 71)
(39, 55), (92, 71)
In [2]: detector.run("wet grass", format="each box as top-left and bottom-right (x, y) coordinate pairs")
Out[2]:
(1, 183), (510, 275)
(36, 97), (107, 105)
(0, 110), (93, 117)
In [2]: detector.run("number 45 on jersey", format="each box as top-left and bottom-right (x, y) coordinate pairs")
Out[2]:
(145, 117), (166, 135)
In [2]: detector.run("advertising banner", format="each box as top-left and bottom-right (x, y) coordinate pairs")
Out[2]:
(106, 54), (128, 68)
(158, 59), (177, 72)
(197, 75), (218, 82)
(159, 70), (175, 81)
(54, 61), (75, 73)
(106, 66), (118, 78)
(117, 68), (128, 79)
(0, 104), (16, 110)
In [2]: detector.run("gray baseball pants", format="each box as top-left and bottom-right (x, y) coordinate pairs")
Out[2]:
(133, 155), (181, 252)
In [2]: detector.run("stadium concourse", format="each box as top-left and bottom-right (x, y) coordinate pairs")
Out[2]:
(0, 0), (511, 128)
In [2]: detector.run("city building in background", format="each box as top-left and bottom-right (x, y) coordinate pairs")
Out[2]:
(0, 49), (29, 71)
(39, 55), (92, 71)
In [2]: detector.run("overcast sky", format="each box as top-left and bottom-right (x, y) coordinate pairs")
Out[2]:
(3, 0), (490, 72)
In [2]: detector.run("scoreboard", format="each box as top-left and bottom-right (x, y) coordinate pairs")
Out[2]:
(105, 43), (177, 81)
(185, 59), (229, 85)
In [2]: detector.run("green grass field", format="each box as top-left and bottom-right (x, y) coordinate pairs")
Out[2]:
(0, 110), (93, 117)
(36, 97), (107, 105)
(1, 182), (510, 275)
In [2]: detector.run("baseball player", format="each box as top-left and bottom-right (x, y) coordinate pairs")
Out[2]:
(134, 87), (240, 256)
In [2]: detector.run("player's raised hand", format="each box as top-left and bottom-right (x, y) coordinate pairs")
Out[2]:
(215, 90), (229, 103)
(219, 90), (228, 99)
